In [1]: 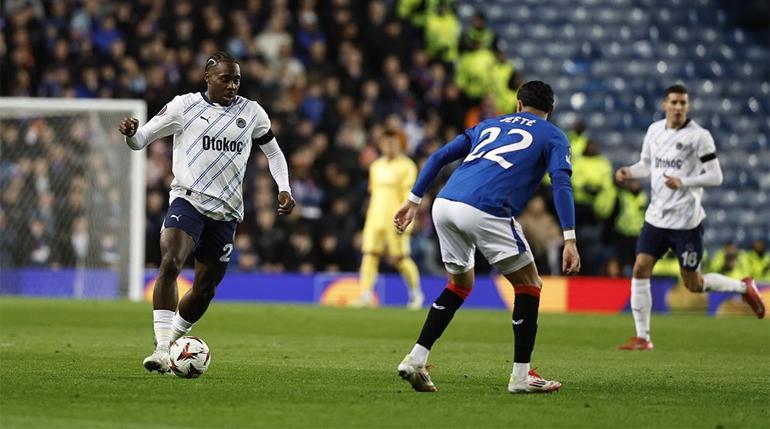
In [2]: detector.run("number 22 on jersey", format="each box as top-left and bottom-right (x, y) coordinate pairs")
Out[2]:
(463, 127), (533, 169)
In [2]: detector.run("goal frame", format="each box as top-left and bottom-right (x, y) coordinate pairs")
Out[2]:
(0, 97), (147, 301)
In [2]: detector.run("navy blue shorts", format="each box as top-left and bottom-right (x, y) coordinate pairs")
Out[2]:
(162, 197), (237, 266)
(636, 222), (704, 271)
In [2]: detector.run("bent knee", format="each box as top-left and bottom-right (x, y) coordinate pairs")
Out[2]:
(159, 254), (185, 276)
(632, 264), (652, 279)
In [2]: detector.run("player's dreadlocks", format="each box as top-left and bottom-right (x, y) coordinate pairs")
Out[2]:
(517, 81), (555, 113)
(205, 51), (237, 71)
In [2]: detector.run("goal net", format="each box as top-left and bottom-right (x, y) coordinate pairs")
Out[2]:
(0, 98), (146, 301)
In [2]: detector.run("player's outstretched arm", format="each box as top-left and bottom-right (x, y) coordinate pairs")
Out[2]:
(615, 166), (632, 183)
(257, 137), (294, 215)
(672, 155), (723, 189)
(550, 168), (580, 274)
(616, 161), (651, 184)
(120, 97), (183, 150)
(118, 117), (139, 138)
(277, 190), (295, 215)
(398, 131), (472, 221)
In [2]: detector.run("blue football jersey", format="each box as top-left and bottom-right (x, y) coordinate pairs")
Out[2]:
(437, 112), (572, 218)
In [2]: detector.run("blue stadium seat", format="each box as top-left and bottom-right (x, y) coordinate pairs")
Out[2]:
(486, 0), (770, 244)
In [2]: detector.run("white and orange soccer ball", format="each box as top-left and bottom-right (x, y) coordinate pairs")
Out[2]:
(169, 336), (211, 378)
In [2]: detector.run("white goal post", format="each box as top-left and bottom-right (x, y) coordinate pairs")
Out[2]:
(0, 98), (147, 301)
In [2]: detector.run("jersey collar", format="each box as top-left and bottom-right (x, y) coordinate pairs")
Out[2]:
(200, 91), (238, 108)
(666, 118), (691, 130)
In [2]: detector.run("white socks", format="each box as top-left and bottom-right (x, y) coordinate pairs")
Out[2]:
(170, 313), (193, 345)
(512, 362), (530, 382)
(409, 344), (430, 366)
(630, 278), (652, 341)
(153, 310), (174, 352)
(153, 310), (194, 352)
(702, 273), (746, 293)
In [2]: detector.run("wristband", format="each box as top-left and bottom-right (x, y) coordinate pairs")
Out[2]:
(407, 193), (422, 205)
(563, 230), (576, 241)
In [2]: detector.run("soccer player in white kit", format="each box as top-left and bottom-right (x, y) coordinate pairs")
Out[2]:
(615, 84), (765, 351)
(118, 52), (295, 372)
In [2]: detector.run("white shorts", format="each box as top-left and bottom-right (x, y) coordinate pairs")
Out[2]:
(432, 198), (534, 275)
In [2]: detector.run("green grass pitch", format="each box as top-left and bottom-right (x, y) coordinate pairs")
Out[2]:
(1, 297), (768, 428)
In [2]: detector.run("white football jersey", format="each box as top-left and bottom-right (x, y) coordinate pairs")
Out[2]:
(140, 92), (271, 222)
(638, 118), (717, 230)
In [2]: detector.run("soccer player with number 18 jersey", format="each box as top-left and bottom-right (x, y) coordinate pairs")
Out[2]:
(393, 81), (580, 394)
(615, 84), (765, 351)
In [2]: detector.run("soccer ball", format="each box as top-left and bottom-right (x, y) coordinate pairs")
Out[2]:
(169, 336), (211, 378)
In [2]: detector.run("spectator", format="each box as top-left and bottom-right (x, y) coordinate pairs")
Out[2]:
(519, 194), (562, 275)
(737, 240), (770, 282)
(7, 0), (703, 279)
(145, 190), (167, 267)
(255, 14), (292, 65)
(567, 120), (589, 159)
(709, 242), (742, 278)
(489, 43), (520, 114)
(571, 139), (616, 275)
(424, 0), (460, 63)
(461, 11), (497, 51)
(454, 39), (495, 106)
(610, 179), (648, 276)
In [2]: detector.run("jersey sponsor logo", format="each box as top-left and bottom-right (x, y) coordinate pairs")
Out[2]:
(200, 116), (210, 123)
(236, 118), (246, 128)
(654, 156), (684, 169)
(157, 105), (168, 116)
(202, 135), (245, 155)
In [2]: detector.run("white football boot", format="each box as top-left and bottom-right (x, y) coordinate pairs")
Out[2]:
(397, 354), (437, 392)
(406, 292), (425, 310)
(350, 292), (374, 308)
(143, 350), (171, 374)
(508, 369), (562, 393)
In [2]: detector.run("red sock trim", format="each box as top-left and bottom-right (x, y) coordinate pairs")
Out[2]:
(513, 285), (541, 299)
(447, 282), (471, 300)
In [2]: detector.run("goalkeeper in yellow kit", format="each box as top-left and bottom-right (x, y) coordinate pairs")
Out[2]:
(355, 129), (424, 309)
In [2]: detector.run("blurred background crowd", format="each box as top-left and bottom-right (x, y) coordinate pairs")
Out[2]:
(1, 0), (768, 281)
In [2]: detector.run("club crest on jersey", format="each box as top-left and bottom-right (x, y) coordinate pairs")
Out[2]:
(202, 135), (245, 155)
(236, 118), (246, 128)
(676, 142), (683, 150)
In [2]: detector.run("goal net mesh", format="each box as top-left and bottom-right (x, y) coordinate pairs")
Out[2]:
(0, 101), (144, 299)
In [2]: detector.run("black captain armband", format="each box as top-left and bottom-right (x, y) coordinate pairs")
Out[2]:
(700, 153), (717, 162)
(253, 129), (275, 146)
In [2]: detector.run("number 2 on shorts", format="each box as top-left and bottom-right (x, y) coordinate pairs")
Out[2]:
(220, 244), (233, 262)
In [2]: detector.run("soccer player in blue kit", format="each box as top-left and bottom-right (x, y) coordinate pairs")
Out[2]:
(393, 81), (580, 393)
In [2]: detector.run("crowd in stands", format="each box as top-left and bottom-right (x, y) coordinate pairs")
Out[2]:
(1, 0), (768, 282)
